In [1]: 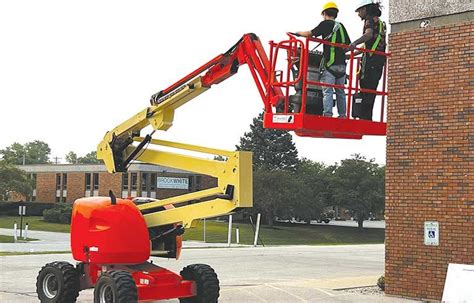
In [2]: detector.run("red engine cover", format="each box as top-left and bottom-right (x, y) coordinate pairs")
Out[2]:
(71, 197), (150, 264)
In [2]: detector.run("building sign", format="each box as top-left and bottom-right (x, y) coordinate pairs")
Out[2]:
(157, 177), (189, 189)
(424, 221), (439, 246)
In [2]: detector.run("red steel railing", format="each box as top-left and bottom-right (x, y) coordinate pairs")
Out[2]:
(268, 33), (390, 123)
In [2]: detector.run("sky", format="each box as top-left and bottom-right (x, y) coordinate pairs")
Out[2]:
(0, 0), (390, 166)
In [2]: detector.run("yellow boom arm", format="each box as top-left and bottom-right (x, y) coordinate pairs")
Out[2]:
(96, 75), (253, 229)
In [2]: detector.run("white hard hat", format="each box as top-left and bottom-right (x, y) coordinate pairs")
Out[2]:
(355, 0), (374, 12)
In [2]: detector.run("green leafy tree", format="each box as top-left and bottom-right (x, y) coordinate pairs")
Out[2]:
(65, 151), (100, 164)
(236, 112), (299, 172)
(0, 161), (33, 200)
(332, 154), (385, 229)
(0, 141), (51, 164)
(78, 151), (101, 164)
(292, 159), (332, 223)
(237, 112), (301, 226)
(253, 169), (301, 226)
(65, 151), (78, 164)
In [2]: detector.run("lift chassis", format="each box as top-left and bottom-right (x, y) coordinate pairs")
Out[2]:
(36, 32), (389, 302)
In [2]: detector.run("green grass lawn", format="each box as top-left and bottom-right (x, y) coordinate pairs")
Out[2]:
(0, 216), (70, 233)
(0, 216), (384, 245)
(183, 220), (385, 246)
(0, 235), (38, 243)
(0, 251), (70, 256)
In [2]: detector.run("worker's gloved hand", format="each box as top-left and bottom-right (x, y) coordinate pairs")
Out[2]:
(348, 43), (357, 51)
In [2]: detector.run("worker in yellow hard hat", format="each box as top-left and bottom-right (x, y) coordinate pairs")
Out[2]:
(295, 2), (352, 118)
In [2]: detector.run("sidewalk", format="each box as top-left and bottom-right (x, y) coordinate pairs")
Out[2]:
(0, 228), (248, 252)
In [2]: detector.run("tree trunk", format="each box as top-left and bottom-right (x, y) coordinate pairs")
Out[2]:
(267, 216), (274, 228)
(358, 218), (364, 229)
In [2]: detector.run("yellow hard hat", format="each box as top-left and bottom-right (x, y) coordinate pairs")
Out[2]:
(322, 1), (339, 14)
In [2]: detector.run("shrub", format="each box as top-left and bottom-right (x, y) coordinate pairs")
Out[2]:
(59, 212), (71, 224)
(43, 204), (73, 224)
(43, 208), (61, 223)
(0, 201), (55, 216)
(377, 275), (385, 291)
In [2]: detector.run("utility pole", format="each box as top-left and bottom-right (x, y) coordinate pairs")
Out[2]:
(53, 156), (61, 164)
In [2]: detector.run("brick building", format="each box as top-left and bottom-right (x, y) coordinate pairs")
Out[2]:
(386, 2), (473, 301)
(20, 163), (217, 203)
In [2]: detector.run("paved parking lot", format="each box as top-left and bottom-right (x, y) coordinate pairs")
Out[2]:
(0, 244), (418, 302)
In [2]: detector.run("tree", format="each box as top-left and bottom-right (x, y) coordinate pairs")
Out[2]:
(253, 169), (301, 226)
(332, 154), (385, 229)
(236, 112), (299, 172)
(65, 151), (100, 164)
(65, 151), (78, 164)
(78, 151), (101, 164)
(0, 141), (51, 165)
(237, 112), (300, 226)
(0, 161), (33, 201)
(292, 159), (332, 223)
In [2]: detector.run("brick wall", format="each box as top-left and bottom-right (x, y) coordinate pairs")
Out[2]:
(98, 172), (122, 197)
(34, 170), (217, 203)
(386, 22), (473, 300)
(36, 173), (56, 202)
(66, 172), (85, 203)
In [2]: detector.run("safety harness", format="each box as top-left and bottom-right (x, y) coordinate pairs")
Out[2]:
(360, 19), (385, 79)
(325, 21), (346, 67)
(369, 20), (384, 56)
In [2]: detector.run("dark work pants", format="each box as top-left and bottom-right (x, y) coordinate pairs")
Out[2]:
(359, 63), (384, 121)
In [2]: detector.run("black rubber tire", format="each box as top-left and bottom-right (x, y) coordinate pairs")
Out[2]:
(36, 261), (80, 303)
(93, 270), (137, 303)
(179, 264), (219, 303)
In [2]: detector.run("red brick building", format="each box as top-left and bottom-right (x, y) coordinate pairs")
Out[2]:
(386, 3), (473, 301)
(20, 164), (217, 203)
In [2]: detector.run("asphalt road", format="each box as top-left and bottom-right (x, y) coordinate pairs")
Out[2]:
(0, 244), (418, 302)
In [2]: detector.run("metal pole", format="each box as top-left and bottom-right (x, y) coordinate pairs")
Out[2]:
(227, 215), (233, 247)
(13, 222), (17, 242)
(253, 213), (261, 247)
(24, 223), (28, 240)
(203, 218), (206, 243)
(236, 227), (240, 244)
(19, 208), (23, 239)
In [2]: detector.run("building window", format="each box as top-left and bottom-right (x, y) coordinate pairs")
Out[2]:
(85, 173), (92, 191)
(122, 173), (129, 191)
(131, 173), (138, 191)
(195, 175), (201, 191)
(93, 173), (99, 191)
(56, 196), (60, 203)
(29, 174), (37, 189)
(150, 173), (156, 192)
(141, 173), (148, 192)
(56, 173), (61, 191)
(188, 176), (193, 192)
(30, 174), (37, 201)
(62, 173), (67, 191)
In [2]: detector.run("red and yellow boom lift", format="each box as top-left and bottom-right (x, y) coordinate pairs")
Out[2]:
(36, 33), (389, 302)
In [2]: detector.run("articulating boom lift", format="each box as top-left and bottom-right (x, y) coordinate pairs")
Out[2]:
(36, 33), (388, 302)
